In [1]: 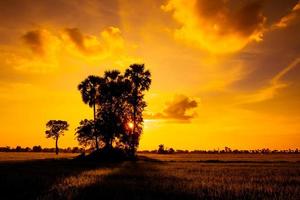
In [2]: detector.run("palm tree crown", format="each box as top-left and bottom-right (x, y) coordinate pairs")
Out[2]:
(78, 75), (104, 107)
(125, 64), (151, 92)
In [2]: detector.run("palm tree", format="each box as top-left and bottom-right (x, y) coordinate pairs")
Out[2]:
(124, 64), (151, 153)
(104, 70), (121, 81)
(78, 75), (103, 150)
(100, 70), (130, 150)
(45, 120), (69, 155)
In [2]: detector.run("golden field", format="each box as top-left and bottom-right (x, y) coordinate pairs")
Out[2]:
(0, 153), (299, 199)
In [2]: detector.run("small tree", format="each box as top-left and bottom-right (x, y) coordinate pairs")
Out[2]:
(158, 144), (165, 154)
(75, 119), (104, 149)
(45, 120), (69, 155)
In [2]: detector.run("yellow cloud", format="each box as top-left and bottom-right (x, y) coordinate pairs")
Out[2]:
(60, 26), (139, 68)
(162, 0), (266, 54)
(22, 30), (46, 56)
(62, 26), (125, 60)
(145, 94), (200, 123)
(22, 29), (61, 57)
(1, 26), (137, 74)
(10, 29), (62, 73)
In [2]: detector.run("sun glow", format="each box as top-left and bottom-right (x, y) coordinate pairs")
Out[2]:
(128, 122), (134, 129)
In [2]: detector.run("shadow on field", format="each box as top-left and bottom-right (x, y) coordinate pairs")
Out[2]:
(0, 156), (190, 200)
(41, 157), (195, 200)
(0, 158), (120, 200)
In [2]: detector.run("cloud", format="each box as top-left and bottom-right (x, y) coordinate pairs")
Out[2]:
(162, 0), (266, 54)
(64, 28), (86, 53)
(21, 29), (61, 57)
(1, 26), (134, 75)
(145, 95), (199, 122)
(64, 28), (103, 55)
(61, 26), (138, 67)
(22, 30), (45, 56)
(237, 57), (300, 104)
(9, 29), (62, 73)
(273, 1), (300, 29)
(63, 26), (125, 58)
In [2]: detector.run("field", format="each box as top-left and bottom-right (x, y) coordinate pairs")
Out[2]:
(0, 153), (299, 199)
(0, 152), (78, 162)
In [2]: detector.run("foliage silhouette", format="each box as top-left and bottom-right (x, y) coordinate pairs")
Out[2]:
(45, 120), (69, 155)
(78, 75), (104, 150)
(75, 119), (101, 149)
(158, 144), (165, 154)
(124, 64), (151, 155)
(76, 64), (151, 158)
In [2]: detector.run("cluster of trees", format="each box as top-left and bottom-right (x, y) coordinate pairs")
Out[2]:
(45, 64), (151, 157)
(157, 144), (175, 154)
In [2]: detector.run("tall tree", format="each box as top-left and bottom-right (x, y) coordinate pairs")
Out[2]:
(45, 120), (69, 155)
(97, 70), (132, 150)
(78, 75), (103, 150)
(125, 64), (151, 154)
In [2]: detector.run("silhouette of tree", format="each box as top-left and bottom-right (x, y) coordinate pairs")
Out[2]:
(125, 64), (151, 154)
(32, 145), (42, 152)
(16, 146), (22, 152)
(168, 148), (175, 154)
(76, 119), (95, 148)
(45, 120), (69, 155)
(158, 144), (165, 154)
(78, 75), (104, 150)
(76, 64), (151, 157)
(75, 119), (106, 149)
(97, 70), (132, 150)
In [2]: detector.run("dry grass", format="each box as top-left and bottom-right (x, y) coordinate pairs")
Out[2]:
(0, 153), (299, 199)
(139, 153), (300, 162)
(0, 152), (78, 162)
(40, 161), (300, 199)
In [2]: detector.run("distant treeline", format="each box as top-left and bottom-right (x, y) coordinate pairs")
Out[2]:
(139, 149), (300, 154)
(0, 146), (85, 153)
(139, 145), (300, 154)
(0, 146), (299, 154)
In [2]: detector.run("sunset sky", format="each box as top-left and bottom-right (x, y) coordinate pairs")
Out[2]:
(0, 0), (300, 150)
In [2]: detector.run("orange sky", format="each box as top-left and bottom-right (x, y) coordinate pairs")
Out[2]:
(0, 0), (300, 150)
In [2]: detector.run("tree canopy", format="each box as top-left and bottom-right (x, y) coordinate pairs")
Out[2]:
(45, 120), (69, 155)
(76, 64), (151, 157)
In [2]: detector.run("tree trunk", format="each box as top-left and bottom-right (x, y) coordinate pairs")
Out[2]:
(130, 88), (138, 157)
(55, 137), (58, 155)
(94, 103), (99, 150)
(133, 106), (136, 135)
(105, 137), (112, 151)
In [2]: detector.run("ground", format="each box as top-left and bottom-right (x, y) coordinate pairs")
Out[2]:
(0, 152), (299, 199)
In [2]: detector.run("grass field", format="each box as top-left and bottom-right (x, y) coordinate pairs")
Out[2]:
(0, 152), (78, 162)
(139, 153), (300, 162)
(0, 152), (299, 199)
